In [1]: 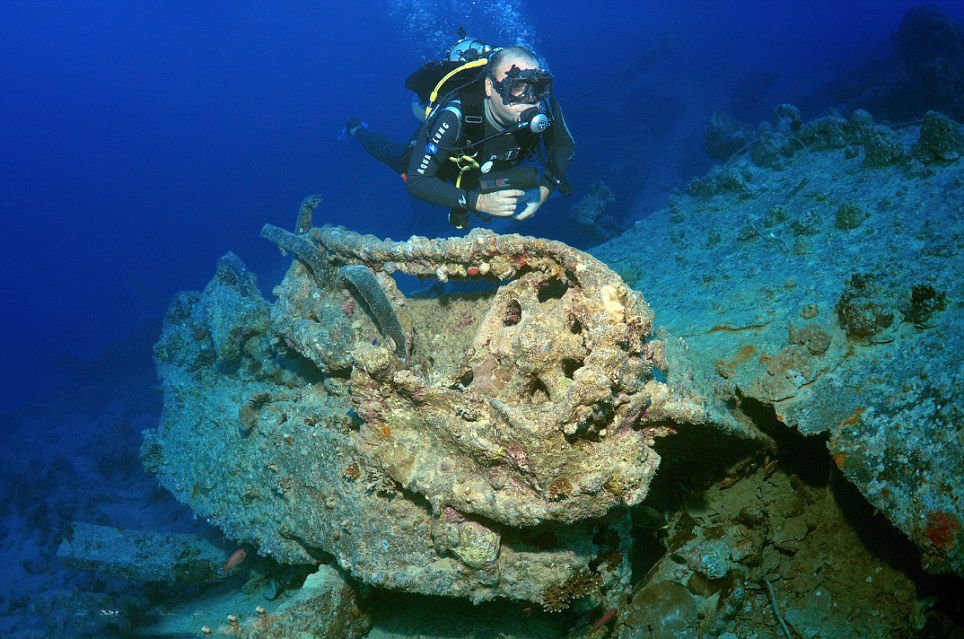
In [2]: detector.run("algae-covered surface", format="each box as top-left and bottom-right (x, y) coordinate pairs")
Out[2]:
(44, 110), (963, 639)
(8, 4), (964, 638)
(117, 109), (962, 639)
(593, 108), (963, 579)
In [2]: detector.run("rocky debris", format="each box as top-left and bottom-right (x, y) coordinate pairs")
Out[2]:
(913, 110), (964, 163)
(614, 459), (937, 639)
(142, 218), (752, 606)
(686, 162), (754, 199)
(56, 522), (225, 583)
(621, 580), (700, 639)
(771, 104), (802, 135)
(803, 6), (964, 122)
(237, 565), (369, 639)
(705, 111), (750, 162)
(569, 180), (618, 242)
(893, 6), (964, 120)
(594, 108), (963, 576)
(907, 283), (947, 327)
(860, 122), (906, 168)
(834, 201), (864, 230)
(131, 564), (369, 639)
(835, 272), (901, 343)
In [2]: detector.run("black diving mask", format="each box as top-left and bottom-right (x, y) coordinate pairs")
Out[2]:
(490, 65), (553, 105)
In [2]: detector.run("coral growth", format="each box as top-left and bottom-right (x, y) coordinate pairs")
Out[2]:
(143, 218), (725, 604)
(836, 273), (898, 342)
(906, 283), (946, 326)
(913, 111), (964, 162)
(834, 202), (864, 230)
(540, 568), (602, 612)
(594, 107), (963, 578)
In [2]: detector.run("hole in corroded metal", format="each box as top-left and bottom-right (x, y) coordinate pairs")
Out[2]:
(537, 278), (569, 303)
(527, 377), (551, 403)
(456, 370), (474, 388)
(504, 299), (522, 326)
(562, 358), (584, 379)
(569, 315), (583, 334)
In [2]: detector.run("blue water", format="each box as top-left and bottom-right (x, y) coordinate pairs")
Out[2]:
(1, 1), (962, 636)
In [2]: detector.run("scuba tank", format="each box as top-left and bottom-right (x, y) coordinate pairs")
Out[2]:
(404, 28), (496, 116)
(447, 28), (494, 62)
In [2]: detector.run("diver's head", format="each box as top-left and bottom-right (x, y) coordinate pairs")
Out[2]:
(485, 46), (553, 126)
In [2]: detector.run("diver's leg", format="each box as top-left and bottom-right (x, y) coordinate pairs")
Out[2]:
(356, 130), (410, 172)
(348, 119), (415, 174)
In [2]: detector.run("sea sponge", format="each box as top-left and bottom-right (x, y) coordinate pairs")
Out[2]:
(912, 111), (963, 163)
(569, 181), (615, 230)
(788, 323), (831, 355)
(836, 273), (899, 341)
(791, 209), (822, 236)
(906, 283), (946, 326)
(862, 125), (906, 167)
(847, 109), (876, 142)
(687, 162), (753, 198)
(749, 127), (795, 169)
(797, 115), (849, 151)
(772, 104), (802, 134)
(835, 202), (865, 230)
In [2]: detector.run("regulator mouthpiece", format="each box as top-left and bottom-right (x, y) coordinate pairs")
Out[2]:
(518, 107), (550, 134)
(528, 112), (550, 133)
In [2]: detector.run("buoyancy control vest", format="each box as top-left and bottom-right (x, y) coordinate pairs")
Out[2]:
(403, 37), (571, 195)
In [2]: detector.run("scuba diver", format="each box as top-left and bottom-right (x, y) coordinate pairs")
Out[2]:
(345, 32), (574, 229)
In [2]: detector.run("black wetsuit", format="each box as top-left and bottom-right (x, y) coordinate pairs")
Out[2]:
(355, 96), (574, 214)
(354, 128), (418, 175)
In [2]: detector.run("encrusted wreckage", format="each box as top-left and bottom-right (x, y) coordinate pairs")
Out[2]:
(595, 107), (963, 578)
(141, 198), (744, 606)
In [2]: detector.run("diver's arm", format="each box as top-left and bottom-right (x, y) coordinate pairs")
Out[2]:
(405, 109), (480, 210)
(539, 96), (575, 191)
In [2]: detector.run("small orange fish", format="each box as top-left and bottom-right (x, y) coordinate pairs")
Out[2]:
(223, 548), (247, 576)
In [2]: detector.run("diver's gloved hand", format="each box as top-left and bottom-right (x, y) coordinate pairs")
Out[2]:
(513, 186), (551, 221)
(448, 209), (470, 229)
(474, 189), (525, 217)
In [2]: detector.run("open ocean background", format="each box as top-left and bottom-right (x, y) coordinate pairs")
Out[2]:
(1, 1), (962, 637)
